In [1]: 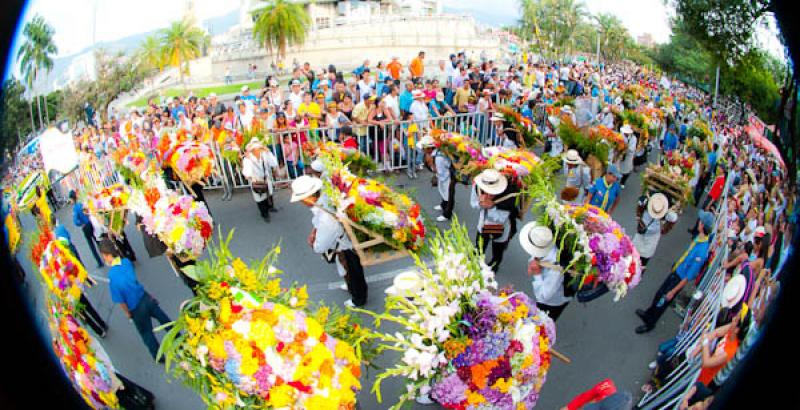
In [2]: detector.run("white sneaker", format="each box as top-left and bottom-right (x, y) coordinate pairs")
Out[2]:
(344, 299), (356, 308)
(434, 205), (442, 211)
(648, 360), (657, 370)
(338, 283), (348, 292)
(436, 215), (448, 222)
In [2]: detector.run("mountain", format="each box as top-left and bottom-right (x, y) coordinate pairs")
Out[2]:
(443, 5), (520, 28)
(37, 10), (240, 93)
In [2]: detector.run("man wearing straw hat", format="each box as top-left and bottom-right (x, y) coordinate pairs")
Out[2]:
(291, 176), (367, 308)
(471, 169), (520, 272)
(241, 139), (279, 222)
(430, 135), (457, 223)
(619, 124), (637, 189)
(519, 222), (571, 321)
(632, 193), (677, 268)
(636, 210), (714, 334)
(585, 165), (622, 214)
(561, 149), (592, 204)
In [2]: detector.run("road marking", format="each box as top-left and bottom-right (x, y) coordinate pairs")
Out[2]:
(326, 262), (429, 290)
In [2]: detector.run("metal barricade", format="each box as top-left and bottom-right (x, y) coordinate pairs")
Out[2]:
(636, 171), (733, 410)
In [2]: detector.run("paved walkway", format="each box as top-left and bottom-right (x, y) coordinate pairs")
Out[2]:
(17, 153), (698, 409)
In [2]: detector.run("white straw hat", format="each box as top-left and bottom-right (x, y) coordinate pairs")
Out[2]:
(474, 169), (508, 196)
(490, 112), (505, 122)
(721, 274), (747, 308)
(416, 135), (435, 150)
(310, 159), (325, 173)
(564, 149), (583, 165)
(245, 139), (264, 152)
(647, 193), (669, 220)
(385, 270), (424, 298)
(620, 124), (633, 134)
(519, 222), (555, 259)
(290, 175), (323, 202)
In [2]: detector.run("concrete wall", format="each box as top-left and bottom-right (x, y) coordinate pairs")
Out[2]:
(209, 15), (503, 79)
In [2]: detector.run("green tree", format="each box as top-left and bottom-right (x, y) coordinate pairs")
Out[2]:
(1, 77), (35, 154)
(160, 19), (208, 89)
(251, 0), (311, 61)
(16, 15), (58, 130)
(593, 13), (630, 62)
(520, 0), (587, 60)
(137, 34), (166, 73)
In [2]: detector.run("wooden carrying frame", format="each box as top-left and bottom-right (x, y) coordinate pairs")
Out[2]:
(96, 209), (128, 238)
(643, 167), (691, 212)
(318, 207), (410, 267)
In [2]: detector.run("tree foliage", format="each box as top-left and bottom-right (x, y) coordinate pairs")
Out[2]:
(520, 0), (588, 60)
(1, 77), (35, 154)
(159, 19), (209, 88)
(251, 0), (311, 60)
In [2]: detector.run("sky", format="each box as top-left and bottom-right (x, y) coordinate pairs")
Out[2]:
(6, 0), (786, 79)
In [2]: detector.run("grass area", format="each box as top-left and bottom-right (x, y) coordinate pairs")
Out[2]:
(126, 80), (265, 108)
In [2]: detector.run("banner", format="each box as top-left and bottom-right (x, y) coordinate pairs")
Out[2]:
(38, 127), (79, 174)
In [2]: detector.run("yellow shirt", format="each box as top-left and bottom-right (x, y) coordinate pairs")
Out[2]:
(297, 102), (322, 129)
(407, 123), (419, 146)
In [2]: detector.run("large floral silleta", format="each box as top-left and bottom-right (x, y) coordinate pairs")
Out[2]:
(158, 233), (374, 409)
(357, 220), (555, 409)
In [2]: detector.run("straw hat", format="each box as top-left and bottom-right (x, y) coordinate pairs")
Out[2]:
(416, 135), (435, 150)
(245, 139), (264, 152)
(561, 105), (573, 113)
(490, 112), (505, 122)
(474, 169), (508, 195)
(620, 124), (633, 134)
(721, 274), (747, 308)
(647, 193), (669, 220)
(385, 270), (424, 298)
(564, 149), (583, 165)
(290, 176), (323, 202)
(310, 159), (325, 173)
(241, 85), (250, 92)
(519, 222), (555, 259)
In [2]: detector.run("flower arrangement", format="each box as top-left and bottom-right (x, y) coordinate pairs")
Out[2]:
(5, 210), (21, 255)
(666, 150), (697, 178)
(462, 147), (560, 192)
(87, 183), (131, 235)
(431, 129), (486, 169)
(145, 192), (213, 261)
(496, 105), (544, 147)
(38, 239), (89, 307)
(323, 155), (425, 251)
(537, 200), (642, 300)
(558, 122), (610, 165)
(159, 233), (374, 409)
(50, 308), (121, 409)
(16, 171), (43, 211)
(688, 119), (713, 142)
(356, 221), (555, 409)
(112, 146), (150, 187)
(169, 141), (215, 185)
(303, 140), (377, 176)
(588, 125), (626, 152)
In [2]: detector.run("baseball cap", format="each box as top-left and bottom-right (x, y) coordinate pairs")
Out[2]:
(697, 210), (714, 231)
(291, 79), (301, 86)
(754, 226), (766, 238)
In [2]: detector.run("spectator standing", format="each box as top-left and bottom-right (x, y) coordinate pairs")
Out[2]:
(241, 140), (279, 222)
(70, 190), (104, 268)
(409, 51), (425, 83)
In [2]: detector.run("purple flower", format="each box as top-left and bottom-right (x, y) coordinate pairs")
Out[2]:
(479, 386), (514, 409)
(431, 373), (468, 405)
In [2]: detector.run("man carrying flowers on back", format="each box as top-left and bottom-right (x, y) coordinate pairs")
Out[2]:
(585, 165), (622, 214)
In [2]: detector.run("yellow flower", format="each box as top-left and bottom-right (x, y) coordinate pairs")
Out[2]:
(492, 377), (512, 394)
(314, 306), (330, 325)
(291, 286), (309, 308)
(268, 384), (296, 408)
(219, 298), (232, 325)
(265, 279), (282, 298)
(497, 312), (513, 324)
(466, 391), (486, 406)
(206, 334), (226, 359)
(306, 317), (324, 340)
(250, 320), (275, 352)
(514, 303), (529, 320)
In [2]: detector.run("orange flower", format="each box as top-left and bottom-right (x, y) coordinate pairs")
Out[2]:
(470, 359), (498, 390)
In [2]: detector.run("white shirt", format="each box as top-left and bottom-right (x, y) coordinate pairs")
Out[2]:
(288, 91), (304, 109)
(470, 184), (511, 241)
(410, 100), (429, 123)
(434, 151), (452, 201)
(311, 207), (352, 254)
(530, 248), (571, 306)
(383, 94), (401, 120)
(241, 151), (278, 200)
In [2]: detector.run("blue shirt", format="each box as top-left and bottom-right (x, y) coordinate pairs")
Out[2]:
(352, 65), (368, 77)
(108, 258), (146, 311)
(73, 202), (90, 227)
(54, 224), (71, 242)
(707, 151), (717, 174)
(587, 177), (621, 211)
(674, 236), (710, 281)
(399, 91), (413, 113)
(679, 124), (688, 138)
(170, 105), (187, 121)
(663, 132), (678, 152)
(521, 106), (533, 120)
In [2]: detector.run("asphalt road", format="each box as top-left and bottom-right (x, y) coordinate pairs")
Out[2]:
(16, 151), (698, 410)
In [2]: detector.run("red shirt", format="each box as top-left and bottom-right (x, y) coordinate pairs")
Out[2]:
(567, 379), (618, 410)
(342, 136), (358, 150)
(709, 174), (726, 200)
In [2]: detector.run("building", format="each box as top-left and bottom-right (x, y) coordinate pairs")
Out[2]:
(637, 33), (655, 48)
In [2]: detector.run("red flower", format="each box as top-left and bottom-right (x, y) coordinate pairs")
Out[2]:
(231, 303), (243, 314)
(199, 221), (212, 239)
(277, 342), (285, 352)
(288, 381), (312, 393)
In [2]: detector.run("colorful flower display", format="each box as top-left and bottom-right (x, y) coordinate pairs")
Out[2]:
(87, 183), (131, 235)
(358, 221), (554, 409)
(168, 140), (214, 184)
(496, 105), (544, 147)
(5, 209), (21, 255)
(38, 239), (89, 307)
(146, 192), (213, 261)
(431, 130), (486, 168)
(50, 308), (121, 409)
(541, 201), (642, 300)
(160, 236), (373, 409)
(323, 155), (425, 251)
(666, 150), (697, 178)
(303, 140), (377, 176)
(589, 125), (626, 152)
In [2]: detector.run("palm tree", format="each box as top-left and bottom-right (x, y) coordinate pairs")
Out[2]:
(159, 19), (208, 90)
(138, 34), (166, 72)
(594, 13), (629, 62)
(17, 15), (57, 130)
(251, 0), (311, 61)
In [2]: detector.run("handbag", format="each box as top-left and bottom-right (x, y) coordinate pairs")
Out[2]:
(251, 156), (270, 194)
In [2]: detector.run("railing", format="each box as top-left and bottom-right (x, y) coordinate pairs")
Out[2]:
(636, 171), (733, 409)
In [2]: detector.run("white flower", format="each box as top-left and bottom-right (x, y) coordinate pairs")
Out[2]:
(196, 345), (208, 367)
(231, 320), (251, 337)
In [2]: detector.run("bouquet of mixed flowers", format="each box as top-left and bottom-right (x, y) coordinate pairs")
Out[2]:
(303, 140), (377, 176)
(213, 126), (244, 165)
(159, 233), (374, 409)
(324, 155), (425, 251)
(431, 130), (486, 169)
(146, 192), (213, 261)
(16, 171), (43, 211)
(87, 184), (131, 235)
(558, 122), (610, 166)
(538, 200), (642, 300)
(357, 221), (554, 409)
(666, 150), (697, 178)
(168, 141), (215, 185)
(496, 105), (544, 147)
(50, 308), (121, 409)
(111, 146), (150, 187)
(688, 119), (713, 143)
(589, 125), (626, 152)
(5, 208), (21, 255)
(39, 239), (89, 307)
(462, 147), (559, 191)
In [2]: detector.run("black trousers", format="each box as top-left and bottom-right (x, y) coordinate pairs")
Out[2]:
(641, 256), (651, 267)
(537, 302), (569, 322)
(256, 196), (274, 219)
(78, 294), (107, 335)
(104, 233), (136, 262)
(641, 272), (682, 328)
(115, 373), (155, 410)
(170, 255), (199, 296)
(476, 231), (512, 272)
(439, 175), (457, 219)
(620, 172), (632, 186)
(339, 249), (367, 306)
(80, 223), (104, 266)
